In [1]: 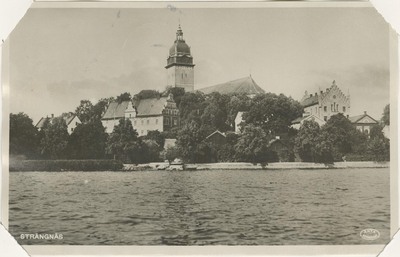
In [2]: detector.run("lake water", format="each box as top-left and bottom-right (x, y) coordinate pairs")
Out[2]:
(9, 168), (390, 245)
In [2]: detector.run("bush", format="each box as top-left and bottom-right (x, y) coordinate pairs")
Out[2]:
(9, 159), (123, 171)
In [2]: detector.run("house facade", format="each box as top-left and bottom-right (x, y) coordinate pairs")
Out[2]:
(349, 111), (379, 134)
(101, 93), (180, 136)
(36, 112), (81, 135)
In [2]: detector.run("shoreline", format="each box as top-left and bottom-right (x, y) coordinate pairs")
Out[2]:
(123, 161), (389, 171)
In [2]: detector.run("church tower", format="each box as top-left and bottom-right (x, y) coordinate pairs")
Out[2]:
(165, 25), (195, 92)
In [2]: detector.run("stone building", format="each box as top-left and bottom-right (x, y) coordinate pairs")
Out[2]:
(298, 80), (351, 122)
(166, 25), (195, 92)
(101, 93), (180, 136)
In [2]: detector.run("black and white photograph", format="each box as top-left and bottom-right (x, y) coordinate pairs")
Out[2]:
(1, 1), (399, 255)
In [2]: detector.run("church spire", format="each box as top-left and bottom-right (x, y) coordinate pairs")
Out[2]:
(176, 24), (184, 41)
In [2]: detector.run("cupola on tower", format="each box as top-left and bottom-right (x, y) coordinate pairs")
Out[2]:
(165, 25), (195, 92)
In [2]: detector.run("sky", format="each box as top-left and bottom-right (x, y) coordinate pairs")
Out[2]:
(8, 6), (390, 124)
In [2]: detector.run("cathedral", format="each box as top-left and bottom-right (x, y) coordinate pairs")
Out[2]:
(165, 25), (195, 92)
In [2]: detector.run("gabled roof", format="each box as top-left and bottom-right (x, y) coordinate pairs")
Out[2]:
(348, 113), (378, 124)
(291, 114), (325, 125)
(199, 76), (265, 95)
(205, 130), (226, 140)
(102, 101), (130, 120)
(136, 97), (168, 117)
(36, 112), (80, 128)
(300, 95), (319, 107)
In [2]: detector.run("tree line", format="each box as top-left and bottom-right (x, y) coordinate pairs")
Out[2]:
(10, 87), (390, 164)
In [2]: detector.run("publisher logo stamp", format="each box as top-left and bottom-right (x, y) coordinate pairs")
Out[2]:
(360, 229), (380, 241)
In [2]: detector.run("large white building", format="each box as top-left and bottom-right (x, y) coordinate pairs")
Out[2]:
(101, 93), (180, 136)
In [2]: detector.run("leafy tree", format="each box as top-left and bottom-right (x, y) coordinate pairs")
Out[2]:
(176, 120), (213, 163)
(9, 112), (39, 158)
(134, 90), (160, 100)
(216, 132), (239, 162)
(234, 124), (271, 163)
(201, 92), (231, 132)
(294, 120), (321, 162)
(320, 113), (360, 160)
(165, 146), (180, 164)
(165, 86), (186, 107)
(226, 93), (251, 127)
(144, 130), (165, 149)
(142, 139), (162, 162)
(66, 120), (108, 159)
(39, 117), (69, 159)
(367, 136), (390, 162)
(106, 118), (141, 163)
(244, 93), (303, 135)
(75, 100), (94, 123)
(382, 104), (390, 126)
(178, 91), (206, 122)
(116, 92), (132, 103)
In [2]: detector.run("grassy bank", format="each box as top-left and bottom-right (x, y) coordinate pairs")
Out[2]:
(9, 159), (123, 171)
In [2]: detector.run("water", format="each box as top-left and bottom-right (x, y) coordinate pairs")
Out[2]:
(9, 168), (390, 245)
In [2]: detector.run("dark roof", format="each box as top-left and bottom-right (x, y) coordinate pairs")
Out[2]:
(300, 95), (319, 107)
(291, 116), (305, 124)
(35, 117), (50, 128)
(348, 113), (378, 124)
(199, 76), (265, 95)
(102, 101), (130, 120)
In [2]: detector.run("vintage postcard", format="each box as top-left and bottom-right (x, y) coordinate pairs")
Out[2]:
(1, 1), (399, 256)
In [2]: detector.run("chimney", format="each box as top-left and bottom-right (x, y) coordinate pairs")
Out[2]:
(315, 93), (317, 96)
(309, 94), (312, 97)
(364, 111), (367, 115)
(51, 114), (54, 118)
(320, 91), (323, 94)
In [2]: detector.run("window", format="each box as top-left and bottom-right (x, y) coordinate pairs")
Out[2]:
(324, 116), (327, 121)
(147, 119), (149, 125)
(141, 120), (144, 125)
(343, 106), (346, 112)
(141, 130), (143, 135)
(165, 118), (170, 125)
(156, 119), (158, 125)
(71, 128), (74, 132)
(324, 106), (327, 112)
(129, 114), (131, 118)
(134, 120), (137, 125)
(173, 119), (178, 126)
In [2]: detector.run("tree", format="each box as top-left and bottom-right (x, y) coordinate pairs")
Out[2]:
(144, 130), (165, 149)
(66, 120), (108, 159)
(165, 146), (180, 164)
(116, 92), (132, 103)
(382, 104), (390, 126)
(106, 118), (141, 163)
(75, 100), (94, 123)
(294, 120), (321, 162)
(244, 93), (303, 135)
(201, 92), (231, 132)
(176, 120), (213, 163)
(39, 117), (69, 159)
(367, 136), (390, 162)
(134, 90), (160, 100)
(320, 113), (360, 160)
(226, 93), (251, 127)
(165, 86), (185, 107)
(178, 91), (206, 122)
(9, 112), (39, 158)
(234, 124), (271, 163)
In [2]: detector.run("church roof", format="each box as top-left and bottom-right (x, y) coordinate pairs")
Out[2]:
(199, 76), (265, 95)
